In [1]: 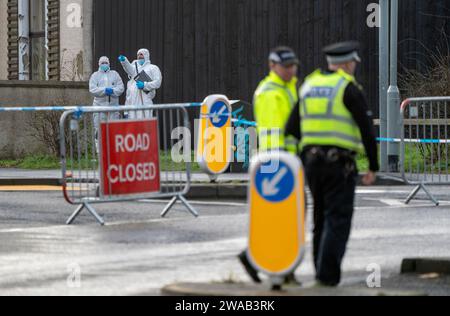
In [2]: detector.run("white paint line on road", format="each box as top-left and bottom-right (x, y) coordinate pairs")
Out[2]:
(0, 216), (188, 234)
(0, 198), (448, 234)
(139, 199), (248, 207)
(356, 203), (450, 210)
(106, 216), (202, 227)
(351, 226), (450, 239)
(378, 199), (408, 206)
(361, 197), (450, 208)
(104, 213), (249, 228)
(363, 198), (408, 207)
(356, 189), (411, 194)
(0, 225), (70, 234)
(0, 213), (249, 234)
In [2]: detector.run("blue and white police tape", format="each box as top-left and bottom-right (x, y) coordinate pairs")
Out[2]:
(0, 103), (204, 113)
(181, 100), (241, 108)
(0, 106), (82, 112)
(377, 137), (450, 144)
(0, 99), (248, 112)
(233, 119), (257, 127)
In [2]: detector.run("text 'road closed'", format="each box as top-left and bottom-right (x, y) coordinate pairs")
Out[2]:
(100, 119), (161, 196)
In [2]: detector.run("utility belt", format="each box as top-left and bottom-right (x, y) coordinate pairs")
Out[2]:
(303, 146), (356, 164)
(302, 146), (357, 178)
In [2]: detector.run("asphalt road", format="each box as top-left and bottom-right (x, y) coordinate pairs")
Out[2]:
(0, 185), (449, 295)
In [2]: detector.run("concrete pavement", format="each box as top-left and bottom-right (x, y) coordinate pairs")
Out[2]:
(0, 169), (405, 200)
(0, 169), (249, 183)
(0, 168), (405, 185)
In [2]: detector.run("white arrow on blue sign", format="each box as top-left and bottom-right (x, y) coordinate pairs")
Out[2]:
(209, 101), (230, 128)
(255, 161), (295, 203)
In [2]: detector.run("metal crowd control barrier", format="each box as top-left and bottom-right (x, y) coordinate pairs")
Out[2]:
(59, 104), (201, 225)
(399, 97), (450, 206)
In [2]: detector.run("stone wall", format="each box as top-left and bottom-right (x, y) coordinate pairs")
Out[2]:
(0, 81), (91, 158)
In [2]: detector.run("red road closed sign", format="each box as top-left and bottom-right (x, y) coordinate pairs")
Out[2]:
(100, 119), (161, 196)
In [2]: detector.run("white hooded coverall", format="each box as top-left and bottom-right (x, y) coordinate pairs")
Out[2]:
(120, 48), (162, 119)
(89, 56), (125, 125)
(89, 56), (125, 152)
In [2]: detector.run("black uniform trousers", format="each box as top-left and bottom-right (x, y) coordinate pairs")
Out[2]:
(301, 147), (357, 286)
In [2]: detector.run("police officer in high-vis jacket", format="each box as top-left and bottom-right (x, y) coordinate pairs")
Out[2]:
(285, 41), (379, 286)
(253, 46), (300, 154)
(238, 46), (300, 285)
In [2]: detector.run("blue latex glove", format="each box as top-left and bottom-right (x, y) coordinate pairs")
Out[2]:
(105, 88), (114, 96)
(118, 55), (126, 62)
(136, 81), (145, 90)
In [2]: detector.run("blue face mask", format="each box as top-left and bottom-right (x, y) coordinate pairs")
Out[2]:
(100, 64), (110, 72)
(138, 59), (145, 66)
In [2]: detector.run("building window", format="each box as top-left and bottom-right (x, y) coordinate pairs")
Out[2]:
(29, 0), (47, 80)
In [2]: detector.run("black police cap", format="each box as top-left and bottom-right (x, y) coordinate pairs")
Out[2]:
(268, 46), (300, 66)
(323, 41), (361, 63)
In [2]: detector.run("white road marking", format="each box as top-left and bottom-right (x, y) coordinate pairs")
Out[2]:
(139, 199), (248, 207)
(0, 214), (249, 234)
(361, 197), (450, 208)
(356, 203), (450, 210)
(0, 198), (448, 234)
(356, 189), (411, 194)
(378, 199), (406, 206)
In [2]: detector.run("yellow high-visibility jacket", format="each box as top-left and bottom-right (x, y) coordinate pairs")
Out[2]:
(253, 71), (299, 153)
(299, 69), (363, 153)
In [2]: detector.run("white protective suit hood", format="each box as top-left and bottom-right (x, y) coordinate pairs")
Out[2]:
(98, 56), (110, 66)
(137, 48), (151, 65)
(98, 56), (110, 72)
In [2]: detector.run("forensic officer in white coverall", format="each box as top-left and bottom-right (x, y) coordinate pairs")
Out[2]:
(118, 48), (162, 119)
(89, 56), (125, 150)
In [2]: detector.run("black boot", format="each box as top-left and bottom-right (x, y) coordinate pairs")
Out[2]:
(283, 273), (302, 286)
(238, 251), (261, 283)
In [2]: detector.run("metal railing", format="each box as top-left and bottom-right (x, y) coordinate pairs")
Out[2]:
(59, 104), (201, 225)
(399, 97), (450, 206)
